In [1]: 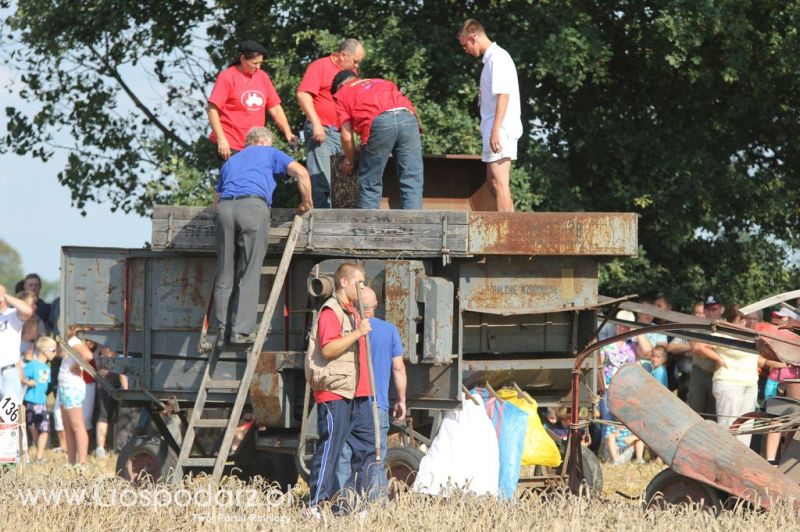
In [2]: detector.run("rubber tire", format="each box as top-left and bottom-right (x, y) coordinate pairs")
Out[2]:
(580, 445), (603, 495)
(296, 403), (319, 483)
(557, 440), (603, 496)
(384, 445), (424, 492)
(116, 435), (178, 484)
(644, 468), (722, 514)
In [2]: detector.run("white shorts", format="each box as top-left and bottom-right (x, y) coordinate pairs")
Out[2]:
(481, 128), (518, 163)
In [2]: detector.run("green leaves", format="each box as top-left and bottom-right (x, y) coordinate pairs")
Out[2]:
(2, 0), (799, 304)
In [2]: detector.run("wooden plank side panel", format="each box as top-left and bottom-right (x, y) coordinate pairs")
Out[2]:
(152, 206), (468, 254)
(153, 206), (469, 225)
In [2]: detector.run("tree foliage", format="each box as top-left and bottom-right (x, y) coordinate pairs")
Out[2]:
(3, 0), (799, 308)
(0, 239), (23, 290)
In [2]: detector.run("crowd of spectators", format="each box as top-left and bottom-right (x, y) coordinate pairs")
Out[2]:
(3, 269), (798, 472)
(586, 292), (798, 465)
(0, 273), (127, 466)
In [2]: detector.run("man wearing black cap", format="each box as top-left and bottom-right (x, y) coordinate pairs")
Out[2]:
(332, 70), (424, 209)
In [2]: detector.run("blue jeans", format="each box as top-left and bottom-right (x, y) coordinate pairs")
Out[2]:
(336, 407), (389, 499)
(357, 109), (423, 209)
(0, 365), (21, 401)
(308, 397), (377, 507)
(304, 122), (342, 209)
(598, 391), (617, 440)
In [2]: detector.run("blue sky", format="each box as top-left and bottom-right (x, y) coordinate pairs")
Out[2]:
(1, 63), (151, 283)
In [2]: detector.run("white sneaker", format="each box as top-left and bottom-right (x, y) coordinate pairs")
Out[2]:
(304, 506), (321, 521)
(95, 447), (107, 460)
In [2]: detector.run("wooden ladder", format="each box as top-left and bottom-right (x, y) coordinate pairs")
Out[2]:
(172, 214), (304, 484)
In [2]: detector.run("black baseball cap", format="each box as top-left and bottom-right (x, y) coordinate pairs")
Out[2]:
(704, 295), (723, 308)
(331, 70), (358, 95)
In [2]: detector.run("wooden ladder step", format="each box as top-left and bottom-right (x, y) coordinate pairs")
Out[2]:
(182, 457), (217, 467)
(206, 380), (241, 390)
(193, 419), (229, 428)
(173, 214), (305, 486)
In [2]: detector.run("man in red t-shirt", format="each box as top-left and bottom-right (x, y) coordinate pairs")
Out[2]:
(307, 262), (378, 508)
(332, 70), (424, 210)
(297, 39), (365, 208)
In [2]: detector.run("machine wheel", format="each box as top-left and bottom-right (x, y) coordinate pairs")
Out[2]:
(296, 402), (319, 483)
(644, 468), (722, 514)
(559, 440), (603, 496)
(384, 445), (424, 496)
(116, 435), (178, 484)
(580, 445), (603, 495)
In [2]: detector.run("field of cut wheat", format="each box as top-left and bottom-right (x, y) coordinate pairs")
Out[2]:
(1, 451), (798, 531)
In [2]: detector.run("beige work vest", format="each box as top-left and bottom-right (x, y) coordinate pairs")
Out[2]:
(304, 297), (358, 399)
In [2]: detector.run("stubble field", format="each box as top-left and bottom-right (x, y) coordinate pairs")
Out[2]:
(0, 451), (798, 531)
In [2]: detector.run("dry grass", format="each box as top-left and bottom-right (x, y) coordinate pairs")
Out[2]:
(1, 450), (799, 531)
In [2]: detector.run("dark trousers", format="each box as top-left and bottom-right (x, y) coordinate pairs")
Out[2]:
(309, 397), (377, 506)
(216, 148), (239, 169)
(214, 198), (269, 336)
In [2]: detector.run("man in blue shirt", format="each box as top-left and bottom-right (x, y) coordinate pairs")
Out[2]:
(214, 127), (313, 346)
(335, 286), (407, 498)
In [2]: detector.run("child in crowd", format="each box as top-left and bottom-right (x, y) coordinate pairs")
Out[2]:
(606, 425), (645, 465)
(93, 347), (128, 459)
(650, 345), (669, 387)
(544, 407), (569, 440)
(765, 365), (799, 400)
(544, 407), (591, 446)
(23, 337), (55, 462)
(49, 344), (67, 453)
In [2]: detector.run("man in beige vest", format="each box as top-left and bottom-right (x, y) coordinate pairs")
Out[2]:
(305, 262), (375, 510)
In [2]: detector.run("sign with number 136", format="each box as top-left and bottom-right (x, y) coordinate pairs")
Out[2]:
(0, 394), (19, 424)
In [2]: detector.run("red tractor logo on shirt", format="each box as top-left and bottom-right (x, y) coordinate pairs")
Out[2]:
(241, 90), (266, 111)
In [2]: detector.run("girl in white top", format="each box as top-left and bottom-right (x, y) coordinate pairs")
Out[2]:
(60, 335), (94, 466)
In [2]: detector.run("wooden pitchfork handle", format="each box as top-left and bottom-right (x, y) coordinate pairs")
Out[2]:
(355, 281), (381, 463)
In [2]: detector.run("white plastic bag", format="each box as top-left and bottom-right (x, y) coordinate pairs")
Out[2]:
(412, 392), (499, 497)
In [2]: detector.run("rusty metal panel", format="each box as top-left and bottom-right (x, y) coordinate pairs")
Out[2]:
(468, 212), (637, 256)
(461, 311), (573, 354)
(417, 277), (453, 364)
(459, 256), (597, 314)
(609, 363), (800, 509)
(61, 247), (129, 327)
(384, 260), (427, 363)
(405, 362), (461, 409)
(250, 352), (283, 427)
(148, 256), (215, 329)
(251, 351), (303, 428)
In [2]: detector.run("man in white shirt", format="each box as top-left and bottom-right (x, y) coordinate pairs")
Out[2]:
(0, 283), (34, 400)
(459, 19), (523, 212)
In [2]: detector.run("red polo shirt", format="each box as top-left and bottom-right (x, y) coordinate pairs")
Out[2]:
(207, 66), (282, 151)
(334, 78), (417, 144)
(313, 303), (371, 403)
(297, 55), (343, 128)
